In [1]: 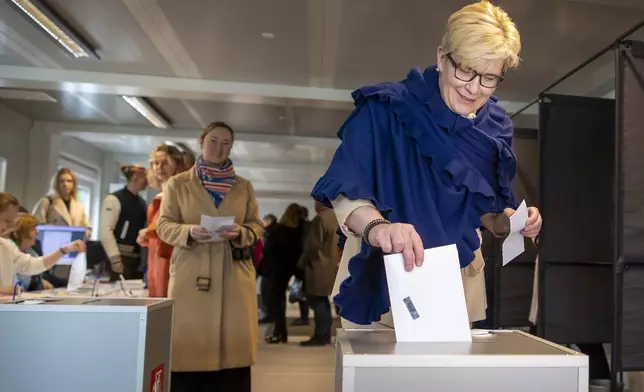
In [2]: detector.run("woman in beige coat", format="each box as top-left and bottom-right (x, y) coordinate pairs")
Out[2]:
(32, 168), (91, 236)
(157, 121), (263, 392)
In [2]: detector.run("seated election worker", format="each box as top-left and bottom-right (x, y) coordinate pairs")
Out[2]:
(11, 214), (54, 291)
(311, 0), (542, 326)
(0, 192), (86, 295)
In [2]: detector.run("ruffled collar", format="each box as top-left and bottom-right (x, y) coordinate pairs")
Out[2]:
(404, 65), (494, 136)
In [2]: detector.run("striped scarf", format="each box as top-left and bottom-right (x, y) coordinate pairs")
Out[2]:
(196, 155), (236, 207)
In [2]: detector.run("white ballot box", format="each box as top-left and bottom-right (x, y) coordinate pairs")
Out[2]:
(0, 297), (173, 392)
(335, 329), (588, 392)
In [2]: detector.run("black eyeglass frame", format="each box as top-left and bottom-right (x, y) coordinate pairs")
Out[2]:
(445, 53), (505, 88)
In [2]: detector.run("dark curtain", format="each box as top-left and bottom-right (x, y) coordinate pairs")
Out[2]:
(537, 93), (615, 344)
(618, 40), (644, 370)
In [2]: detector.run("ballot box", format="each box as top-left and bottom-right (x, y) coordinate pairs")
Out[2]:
(0, 297), (173, 392)
(335, 329), (588, 392)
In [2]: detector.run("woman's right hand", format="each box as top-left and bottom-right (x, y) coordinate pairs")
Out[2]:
(189, 226), (213, 243)
(63, 240), (86, 253)
(368, 223), (424, 272)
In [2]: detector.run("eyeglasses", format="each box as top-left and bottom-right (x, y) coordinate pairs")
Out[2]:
(445, 53), (505, 88)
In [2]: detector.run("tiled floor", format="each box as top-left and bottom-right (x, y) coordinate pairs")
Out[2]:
(252, 302), (337, 392)
(252, 326), (335, 392)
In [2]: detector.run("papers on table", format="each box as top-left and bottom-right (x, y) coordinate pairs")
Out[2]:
(384, 244), (472, 343)
(200, 215), (235, 242)
(502, 200), (529, 266)
(65, 253), (87, 292)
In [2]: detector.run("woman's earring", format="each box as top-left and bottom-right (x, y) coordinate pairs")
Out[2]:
(436, 68), (440, 72)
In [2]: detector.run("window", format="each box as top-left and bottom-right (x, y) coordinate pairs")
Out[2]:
(76, 183), (92, 221)
(0, 157), (6, 192)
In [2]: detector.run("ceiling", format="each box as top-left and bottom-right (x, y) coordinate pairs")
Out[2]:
(1, 0), (643, 200)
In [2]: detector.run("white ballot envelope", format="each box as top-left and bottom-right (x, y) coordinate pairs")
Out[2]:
(502, 200), (528, 266)
(200, 215), (235, 242)
(66, 252), (87, 292)
(384, 244), (472, 343)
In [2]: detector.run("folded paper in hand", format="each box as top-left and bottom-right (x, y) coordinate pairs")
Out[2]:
(384, 244), (471, 343)
(66, 253), (87, 292)
(200, 215), (235, 242)
(502, 200), (528, 266)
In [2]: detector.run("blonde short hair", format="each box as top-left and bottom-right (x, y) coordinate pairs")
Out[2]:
(442, 1), (521, 71)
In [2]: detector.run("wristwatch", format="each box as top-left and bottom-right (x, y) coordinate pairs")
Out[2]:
(59, 247), (68, 255)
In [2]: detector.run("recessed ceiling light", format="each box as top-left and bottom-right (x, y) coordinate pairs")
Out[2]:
(261, 32), (275, 39)
(122, 96), (170, 129)
(0, 89), (57, 102)
(9, 0), (98, 59)
(278, 116), (287, 120)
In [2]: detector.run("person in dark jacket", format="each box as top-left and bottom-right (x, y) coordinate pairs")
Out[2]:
(99, 165), (148, 280)
(262, 204), (304, 343)
(291, 205), (311, 325)
(257, 214), (277, 323)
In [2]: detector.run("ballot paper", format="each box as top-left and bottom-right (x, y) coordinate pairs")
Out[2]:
(66, 253), (87, 292)
(384, 244), (472, 343)
(200, 215), (235, 242)
(502, 200), (529, 266)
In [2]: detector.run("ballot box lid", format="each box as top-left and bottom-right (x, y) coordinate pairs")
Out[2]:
(336, 329), (587, 368)
(0, 297), (173, 313)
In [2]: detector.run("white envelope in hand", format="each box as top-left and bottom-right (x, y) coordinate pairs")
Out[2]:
(384, 244), (472, 343)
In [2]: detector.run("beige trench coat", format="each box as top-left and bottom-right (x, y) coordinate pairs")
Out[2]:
(33, 195), (91, 234)
(298, 208), (339, 297)
(156, 169), (263, 372)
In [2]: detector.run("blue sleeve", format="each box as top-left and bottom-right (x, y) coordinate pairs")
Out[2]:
(311, 100), (397, 325)
(311, 100), (392, 217)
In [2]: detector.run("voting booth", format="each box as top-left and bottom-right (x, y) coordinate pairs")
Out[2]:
(334, 329), (588, 392)
(0, 297), (173, 392)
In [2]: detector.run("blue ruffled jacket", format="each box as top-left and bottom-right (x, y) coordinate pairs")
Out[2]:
(311, 66), (519, 325)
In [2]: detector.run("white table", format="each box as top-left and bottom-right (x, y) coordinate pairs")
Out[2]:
(0, 279), (149, 303)
(0, 297), (173, 392)
(335, 329), (588, 392)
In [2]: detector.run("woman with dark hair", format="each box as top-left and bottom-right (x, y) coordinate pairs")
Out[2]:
(99, 165), (148, 279)
(262, 203), (305, 343)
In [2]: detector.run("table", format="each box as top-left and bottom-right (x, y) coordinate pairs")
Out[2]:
(0, 279), (149, 303)
(0, 296), (173, 392)
(335, 329), (588, 392)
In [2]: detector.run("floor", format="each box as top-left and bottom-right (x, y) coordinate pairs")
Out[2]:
(252, 302), (338, 392)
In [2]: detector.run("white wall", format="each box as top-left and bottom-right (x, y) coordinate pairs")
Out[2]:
(258, 198), (315, 220)
(0, 104), (33, 203)
(22, 126), (106, 211)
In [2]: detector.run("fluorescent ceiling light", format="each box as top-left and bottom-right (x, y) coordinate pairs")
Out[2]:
(9, 0), (98, 59)
(123, 96), (170, 129)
